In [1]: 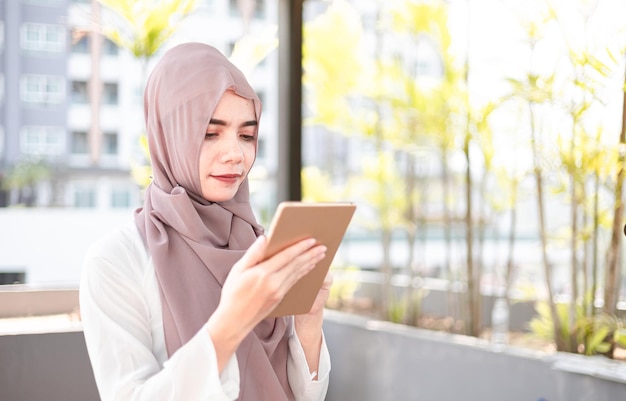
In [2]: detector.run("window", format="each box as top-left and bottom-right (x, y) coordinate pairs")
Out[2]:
(228, 0), (265, 18)
(0, 126), (4, 159)
(111, 188), (130, 208)
(102, 132), (118, 155)
(257, 137), (266, 160)
(71, 35), (117, 55)
(71, 81), (88, 104)
(22, 0), (64, 5)
(256, 90), (265, 107)
(20, 126), (65, 157)
(21, 74), (64, 105)
(72, 81), (119, 105)
(73, 187), (95, 208)
(103, 38), (118, 56)
(71, 131), (88, 154)
(0, 22), (4, 52)
(21, 23), (65, 53)
(0, 74), (4, 105)
(0, 272), (26, 285)
(71, 34), (89, 54)
(198, 0), (216, 12)
(103, 82), (118, 105)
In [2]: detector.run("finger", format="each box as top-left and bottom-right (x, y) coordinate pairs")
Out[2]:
(272, 244), (327, 290)
(234, 235), (267, 273)
(320, 271), (334, 290)
(263, 238), (318, 273)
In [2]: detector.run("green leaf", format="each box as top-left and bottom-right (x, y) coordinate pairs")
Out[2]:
(614, 328), (626, 347)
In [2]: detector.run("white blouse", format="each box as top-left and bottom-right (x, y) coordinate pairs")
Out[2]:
(79, 221), (330, 401)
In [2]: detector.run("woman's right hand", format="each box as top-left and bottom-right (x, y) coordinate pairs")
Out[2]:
(206, 235), (326, 371)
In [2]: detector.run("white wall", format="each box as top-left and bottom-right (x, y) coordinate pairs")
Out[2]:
(0, 208), (133, 285)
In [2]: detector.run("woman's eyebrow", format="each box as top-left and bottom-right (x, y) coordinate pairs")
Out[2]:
(209, 118), (258, 127)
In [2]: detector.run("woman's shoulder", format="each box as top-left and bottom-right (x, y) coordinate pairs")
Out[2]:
(83, 220), (150, 280)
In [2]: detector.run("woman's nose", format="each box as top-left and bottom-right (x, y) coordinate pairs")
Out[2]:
(220, 135), (244, 163)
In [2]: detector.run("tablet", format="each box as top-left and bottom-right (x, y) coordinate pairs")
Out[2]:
(263, 201), (356, 317)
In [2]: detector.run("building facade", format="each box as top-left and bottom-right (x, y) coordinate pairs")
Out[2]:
(0, 0), (279, 213)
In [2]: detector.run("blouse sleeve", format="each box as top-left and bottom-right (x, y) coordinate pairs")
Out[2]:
(79, 231), (240, 401)
(287, 322), (331, 401)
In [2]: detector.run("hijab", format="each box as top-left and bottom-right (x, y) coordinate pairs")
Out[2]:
(134, 42), (295, 401)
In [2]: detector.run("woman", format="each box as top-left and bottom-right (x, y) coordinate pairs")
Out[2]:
(80, 42), (331, 401)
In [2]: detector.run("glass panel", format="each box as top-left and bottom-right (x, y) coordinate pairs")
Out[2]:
(20, 126), (64, 156)
(102, 132), (118, 155)
(102, 38), (118, 56)
(21, 23), (64, 52)
(22, 75), (64, 104)
(73, 188), (95, 208)
(71, 81), (88, 104)
(103, 83), (118, 105)
(71, 131), (88, 154)
(72, 35), (89, 53)
(110, 188), (130, 208)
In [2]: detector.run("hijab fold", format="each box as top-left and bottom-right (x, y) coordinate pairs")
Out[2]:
(134, 43), (295, 401)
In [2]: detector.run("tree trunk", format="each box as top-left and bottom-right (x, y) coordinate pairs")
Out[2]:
(464, 133), (479, 336)
(591, 172), (600, 317)
(604, 62), (626, 315)
(463, 0), (480, 338)
(530, 103), (566, 351)
(441, 153), (455, 320)
(381, 228), (393, 319)
(569, 132), (579, 352)
(504, 177), (518, 299)
(404, 152), (420, 326)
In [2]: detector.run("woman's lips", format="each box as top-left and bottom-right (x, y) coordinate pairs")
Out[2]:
(211, 174), (241, 184)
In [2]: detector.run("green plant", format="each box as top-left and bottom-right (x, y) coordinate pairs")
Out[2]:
(130, 134), (151, 189)
(98, 0), (198, 62)
(614, 326), (626, 349)
(2, 158), (51, 207)
(529, 299), (625, 357)
(326, 264), (361, 311)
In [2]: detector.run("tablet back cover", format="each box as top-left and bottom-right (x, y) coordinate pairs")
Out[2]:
(264, 202), (356, 317)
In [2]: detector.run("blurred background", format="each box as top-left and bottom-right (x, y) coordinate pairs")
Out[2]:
(1, 0), (626, 361)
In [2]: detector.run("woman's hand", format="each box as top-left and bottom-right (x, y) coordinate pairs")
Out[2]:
(206, 235), (326, 372)
(294, 271), (334, 379)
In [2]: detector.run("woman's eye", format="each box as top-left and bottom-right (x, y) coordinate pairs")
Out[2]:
(205, 132), (218, 139)
(241, 134), (257, 142)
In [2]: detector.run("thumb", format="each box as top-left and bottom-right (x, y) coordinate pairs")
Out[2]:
(235, 235), (268, 271)
(321, 271), (334, 290)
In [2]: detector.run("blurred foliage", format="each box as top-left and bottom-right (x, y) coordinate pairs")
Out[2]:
(302, 0), (626, 357)
(98, 0), (198, 61)
(99, 0), (278, 191)
(130, 134), (152, 189)
(301, 166), (344, 202)
(529, 298), (626, 357)
(2, 158), (51, 207)
(2, 159), (50, 191)
(326, 264), (362, 311)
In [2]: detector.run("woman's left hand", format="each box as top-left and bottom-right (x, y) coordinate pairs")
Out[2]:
(294, 271), (333, 378)
(306, 271), (334, 317)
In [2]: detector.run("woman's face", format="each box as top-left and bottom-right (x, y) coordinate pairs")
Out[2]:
(199, 90), (258, 202)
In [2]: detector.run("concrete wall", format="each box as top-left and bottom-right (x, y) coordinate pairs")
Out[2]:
(1, 291), (624, 401)
(0, 286), (79, 317)
(323, 310), (626, 401)
(0, 331), (100, 401)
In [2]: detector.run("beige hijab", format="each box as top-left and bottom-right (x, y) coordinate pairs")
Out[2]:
(134, 42), (295, 401)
